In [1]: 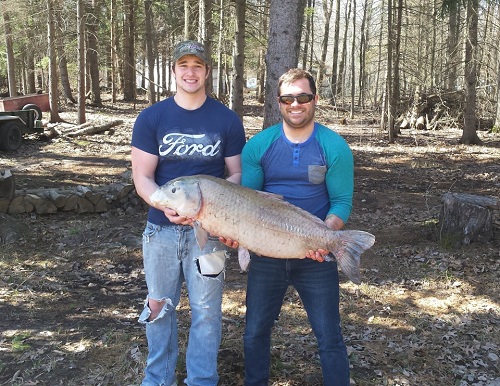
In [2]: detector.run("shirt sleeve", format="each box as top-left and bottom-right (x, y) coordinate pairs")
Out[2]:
(225, 112), (247, 158)
(320, 128), (354, 223)
(131, 105), (160, 155)
(241, 138), (265, 190)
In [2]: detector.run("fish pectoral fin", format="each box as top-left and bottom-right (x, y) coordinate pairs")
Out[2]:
(238, 247), (251, 272)
(194, 221), (209, 249)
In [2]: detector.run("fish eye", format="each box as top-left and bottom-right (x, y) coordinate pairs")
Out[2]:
(171, 187), (176, 193)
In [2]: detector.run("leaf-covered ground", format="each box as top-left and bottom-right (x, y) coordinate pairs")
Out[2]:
(0, 97), (499, 386)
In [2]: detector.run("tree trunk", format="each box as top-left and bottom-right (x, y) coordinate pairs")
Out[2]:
(86, 0), (102, 106)
(350, 0), (356, 119)
(3, 11), (17, 96)
(257, 49), (265, 103)
(330, 0), (341, 101)
(386, 0), (395, 143)
(54, 0), (76, 104)
(76, 0), (86, 124)
(184, 0), (193, 40)
(357, 0), (369, 108)
(263, 0), (307, 128)
(24, 17), (36, 94)
(47, 0), (63, 122)
(337, 0), (351, 103)
(144, 0), (156, 105)
(198, 0), (214, 94)
(231, 0), (245, 119)
(216, 0), (225, 98)
(316, 0), (334, 91)
(446, 5), (459, 90)
(302, 0), (313, 70)
(461, 0), (482, 145)
(110, 0), (118, 103)
(373, 0), (384, 106)
(391, 0), (402, 136)
(123, 0), (136, 102)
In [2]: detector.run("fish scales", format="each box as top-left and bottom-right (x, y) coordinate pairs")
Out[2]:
(195, 176), (333, 258)
(150, 174), (376, 284)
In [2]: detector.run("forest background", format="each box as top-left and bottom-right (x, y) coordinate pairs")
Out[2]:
(1, 0), (500, 143)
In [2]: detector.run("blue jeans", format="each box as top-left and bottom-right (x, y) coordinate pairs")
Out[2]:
(139, 222), (227, 386)
(243, 256), (350, 386)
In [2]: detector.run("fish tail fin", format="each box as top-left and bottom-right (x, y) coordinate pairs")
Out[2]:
(326, 230), (376, 285)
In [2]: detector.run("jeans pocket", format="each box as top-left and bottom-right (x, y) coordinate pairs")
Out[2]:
(197, 249), (227, 277)
(142, 223), (159, 242)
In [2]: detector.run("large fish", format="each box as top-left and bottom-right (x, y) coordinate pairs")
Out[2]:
(150, 175), (375, 284)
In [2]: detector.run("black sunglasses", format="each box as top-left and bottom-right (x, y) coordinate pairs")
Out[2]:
(278, 94), (315, 105)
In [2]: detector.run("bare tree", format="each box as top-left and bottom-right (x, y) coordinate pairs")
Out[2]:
(337, 0), (351, 102)
(386, 0), (394, 142)
(231, 0), (245, 119)
(263, 0), (306, 128)
(110, 0), (118, 103)
(446, 4), (460, 90)
(86, 0), (102, 106)
(77, 0), (86, 124)
(55, 0), (76, 104)
(122, 0), (136, 102)
(302, 0), (313, 70)
(47, 0), (63, 122)
(199, 0), (214, 94)
(144, 0), (156, 104)
(330, 0), (341, 100)
(216, 0), (225, 98)
(350, 0), (356, 118)
(316, 0), (334, 90)
(461, 0), (482, 144)
(2, 10), (17, 96)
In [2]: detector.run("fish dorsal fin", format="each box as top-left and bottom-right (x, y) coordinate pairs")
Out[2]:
(256, 190), (284, 200)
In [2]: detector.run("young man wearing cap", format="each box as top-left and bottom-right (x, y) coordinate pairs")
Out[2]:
(131, 40), (246, 386)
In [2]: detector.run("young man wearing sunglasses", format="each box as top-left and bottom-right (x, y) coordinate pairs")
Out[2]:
(240, 68), (354, 386)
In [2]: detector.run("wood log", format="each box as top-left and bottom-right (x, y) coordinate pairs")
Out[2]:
(7, 196), (24, 214)
(438, 193), (497, 247)
(94, 196), (108, 213)
(25, 194), (58, 214)
(62, 195), (79, 211)
(88, 193), (103, 205)
(108, 183), (134, 200)
(415, 116), (426, 130)
(77, 197), (95, 213)
(39, 124), (62, 140)
(4, 181), (143, 215)
(61, 122), (93, 134)
(40, 189), (67, 208)
(0, 169), (15, 200)
(76, 185), (93, 198)
(0, 198), (10, 213)
(66, 120), (124, 137)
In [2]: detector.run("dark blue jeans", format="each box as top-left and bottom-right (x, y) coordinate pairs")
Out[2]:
(243, 256), (350, 386)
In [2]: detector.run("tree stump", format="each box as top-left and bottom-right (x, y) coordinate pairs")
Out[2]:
(0, 169), (15, 200)
(438, 193), (499, 247)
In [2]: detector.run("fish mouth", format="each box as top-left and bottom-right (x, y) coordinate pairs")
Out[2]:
(149, 188), (164, 206)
